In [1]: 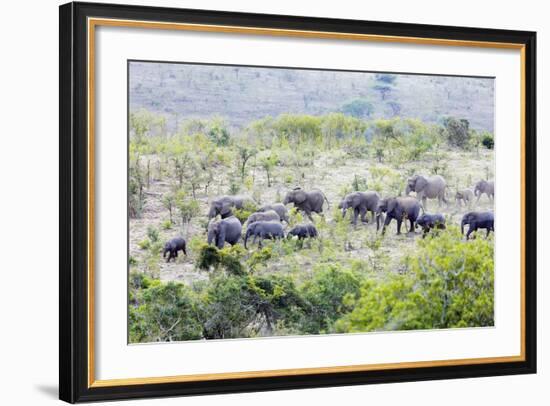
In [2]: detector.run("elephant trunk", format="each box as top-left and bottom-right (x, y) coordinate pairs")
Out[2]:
(162, 247), (169, 258)
(376, 212), (384, 231)
(207, 230), (214, 245)
(405, 184), (412, 195)
(461, 220), (466, 235)
(207, 206), (216, 219)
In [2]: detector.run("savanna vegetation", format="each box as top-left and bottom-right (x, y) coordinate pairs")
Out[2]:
(128, 68), (495, 343)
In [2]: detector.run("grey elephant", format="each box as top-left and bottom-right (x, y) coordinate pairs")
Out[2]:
(207, 216), (243, 249)
(282, 188), (330, 221)
(246, 210), (280, 225)
(207, 195), (256, 219)
(163, 237), (187, 263)
(376, 196), (421, 235)
(405, 174), (448, 210)
(455, 189), (474, 207)
(258, 203), (290, 223)
(287, 223), (318, 240)
(244, 221), (285, 248)
(339, 191), (380, 225)
(415, 213), (446, 238)
(461, 211), (494, 240)
(474, 180), (495, 203)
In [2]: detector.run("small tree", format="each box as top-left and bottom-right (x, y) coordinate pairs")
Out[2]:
(260, 153), (278, 187)
(162, 191), (176, 224)
(175, 190), (200, 234)
(442, 117), (471, 148)
(341, 99), (374, 118)
(237, 145), (257, 181)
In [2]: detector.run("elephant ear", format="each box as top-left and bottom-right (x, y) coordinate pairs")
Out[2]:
(387, 198), (398, 214)
(293, 190), (307, 204)
(220, 202), (233, 217)
(351, 193), (363, 207)
(415, 176), (428, 192)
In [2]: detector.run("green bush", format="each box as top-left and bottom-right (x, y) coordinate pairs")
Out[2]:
(129, 279), (203, 343)
(482, 133), (494, 149)
(299, 264), (361, 334)
(442, 117), (471, 148)
(335, 227), (494, 333)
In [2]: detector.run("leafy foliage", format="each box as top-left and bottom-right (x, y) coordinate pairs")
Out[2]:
(335, 228), (494, 332)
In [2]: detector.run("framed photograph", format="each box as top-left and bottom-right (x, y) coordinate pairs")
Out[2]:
(59, 1), (536, 403)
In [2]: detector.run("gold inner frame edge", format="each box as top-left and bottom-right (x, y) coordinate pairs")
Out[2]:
(87, 17), (527, 388)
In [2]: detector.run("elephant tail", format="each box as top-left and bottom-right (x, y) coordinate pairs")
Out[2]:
(419, 203), (425, 214)
(321, 191), (330, 210)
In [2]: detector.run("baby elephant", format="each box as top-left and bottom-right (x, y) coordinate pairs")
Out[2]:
(246, 210), (280, 225)
(244, 221), (285, 248)
(415, 214), (446, 238)
(163, 237), (187, 263)
(287, 223), (318, 240)
(455, 189), (474, 207)
(461, 211), (494, 240)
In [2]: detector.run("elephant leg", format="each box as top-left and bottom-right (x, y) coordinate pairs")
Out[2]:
(352, 208), (359, 225)
(305, 210), (314, 222)
(466, 225), (475, 240)
(486, 228), (490, 238)
(359, 207), (367, 223)
(396, 218), (402, 235)
(409, 219), (415, 233)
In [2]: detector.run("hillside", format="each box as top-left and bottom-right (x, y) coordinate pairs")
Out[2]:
(129, 61), (494, 133)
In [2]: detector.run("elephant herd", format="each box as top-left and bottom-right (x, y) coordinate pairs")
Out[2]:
(163, 176), (495, 263)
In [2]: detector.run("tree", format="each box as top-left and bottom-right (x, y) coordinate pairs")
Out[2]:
(341, 99), (374, 118)
(237, 145), (257, 181)
(260, 153), (278, 187)
(375, 73), (396, 84)
(175, 190), (200, 233)
(442, 117), (471, 148)
(129, 277), (203, 342)
(373, 85), (391, 100)
(162, 191), (176, 224)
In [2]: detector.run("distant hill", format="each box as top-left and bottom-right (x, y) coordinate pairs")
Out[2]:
(129, 61), (494, 133)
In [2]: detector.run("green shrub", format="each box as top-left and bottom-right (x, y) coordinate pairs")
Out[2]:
(138, 239), (150, 250)
(146, 225), (159, 243)
(129, 281), (203, 342)
(299, 264), (361, 334)
(335, 227), (494, 333)
(482, 133), (494, 149)
(442, 117), (471, 148)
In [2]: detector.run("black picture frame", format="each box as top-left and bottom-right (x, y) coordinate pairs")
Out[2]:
(59, 1), (537, 403)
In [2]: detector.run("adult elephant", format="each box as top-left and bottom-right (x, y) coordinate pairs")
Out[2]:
(246, 210), (280, 225)
(339, 191), (380, 225)
(207, 195), (256, 219)
(461, 211), (494, 240)
(474, 180), (495, 203)
(244, 221), (285, 248)
(376, 196), (421, 235)
(282, 188), (329, 221)
(207, 216), (243, 249)
(258, 203), (290, 223)
(405, 174), (448, 210)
